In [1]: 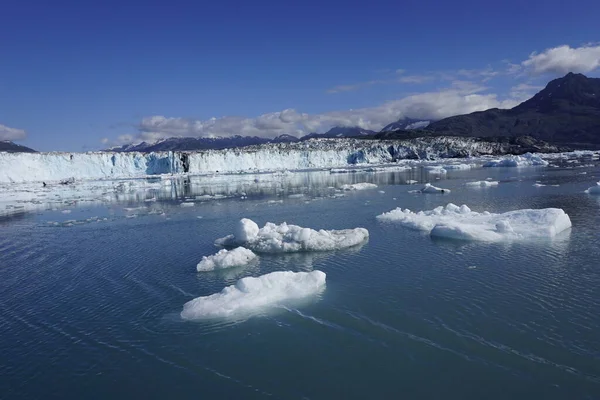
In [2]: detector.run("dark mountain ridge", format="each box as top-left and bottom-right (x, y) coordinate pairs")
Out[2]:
(0, 141), (37, 153)
(426, 72), (600, 146)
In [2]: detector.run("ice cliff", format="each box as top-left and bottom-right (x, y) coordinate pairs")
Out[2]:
(0, 137), (553, 183)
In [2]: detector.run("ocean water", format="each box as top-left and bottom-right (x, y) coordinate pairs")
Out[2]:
(1, 164), (600, 399)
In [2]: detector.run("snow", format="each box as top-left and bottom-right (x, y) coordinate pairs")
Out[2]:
(215, 218), (369, 253)
(585, 182), (600, 194)
(340, 183), (378, 190)
(180, 270), (326, 320)
(410, 183), (451, 194)
(483, 153), (549, 168)
(377, 203), (572, 241)
(466, 180), (499, 187)
(196, 247), (257, 272)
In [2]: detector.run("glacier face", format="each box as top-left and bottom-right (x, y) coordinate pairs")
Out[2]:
(0, 137), (550, 183)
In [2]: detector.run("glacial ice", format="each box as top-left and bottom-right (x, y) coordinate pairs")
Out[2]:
(0, 138), (555, 184)
(376, 203), (572, 241)
(410, 183), (451, 194)
(196, 247), (258, 272)
(585, 182), (600, 194)
(340, 183), (378, 191)
(483, 153), (549, 167)
(180, 270), (326, 320)
(215, 218), (369, 253)
(466, 180), (499, 187)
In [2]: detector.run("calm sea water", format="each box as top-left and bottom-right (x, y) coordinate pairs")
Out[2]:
(1, 164), (600, 399)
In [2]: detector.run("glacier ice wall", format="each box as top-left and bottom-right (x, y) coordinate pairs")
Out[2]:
(0, 137), (537, 183)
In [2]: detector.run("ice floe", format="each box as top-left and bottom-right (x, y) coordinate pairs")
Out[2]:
(409, 183), (451, 194)
(466, 180), (499, 188)
(180, 270), (326, 320)
(376, 203), (571, 241)
(215, 218), (369, 253)
(340, 183), (378, 191)
(196, 247), (258, 272)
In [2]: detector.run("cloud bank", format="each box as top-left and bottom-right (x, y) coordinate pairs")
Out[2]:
(521, 44), (600, 75)
(0, 124), (27, 141)
(116, 85), (521, 144)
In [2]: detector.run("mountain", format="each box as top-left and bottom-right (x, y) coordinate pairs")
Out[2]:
(427, 72), (600, 146)
(109, 135), (299, 152)
(0, 141), (36, 153)
(300, 126), (376, 140)
(381, 118), (431, 131)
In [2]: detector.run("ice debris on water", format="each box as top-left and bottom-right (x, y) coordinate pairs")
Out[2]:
(340, 183), (378, 191)
(466, 180), (499, 188)
(377, 203), (571, 241)
(409, 183), (451, 194)
(215, 218), (369, 253)
(483, 153), (548, 167)
(180, 270), (326, 320)
(196, 247), (257, 272)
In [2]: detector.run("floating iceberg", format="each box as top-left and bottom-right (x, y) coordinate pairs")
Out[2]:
(196, 247), (258, 272)
(340, 182), (378, 191)
(376, 203), (571, 241)
(585, 182), (600, 194)
(483, 153), (548, 167)
(410, 183), (451, 194)
(466, 180), (499, 187)
(180, 270), (326, 320)
(215, 218), (369, 253)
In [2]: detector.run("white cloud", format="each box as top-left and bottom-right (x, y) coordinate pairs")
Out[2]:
(0, 123), (27, 141)
(521, 44), (600, 75)
(398, 75), (434, 84)
(114, 84), (519, 145)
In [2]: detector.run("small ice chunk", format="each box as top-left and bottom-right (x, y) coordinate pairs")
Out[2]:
(288, 194), (305, 198)
(180, 270), (326, 320)
(466, 180), (499, 188)
(406, 180), (418, 184)
(585, 182), (600, 194)
(377, 203), (571, 241)
(425, 166), (447, 174)
(216, 219), (369, 253)
(196, 247), (257, 272)
(412, 183), (451, 194)
(180, 202), (195, 207)
(340, 183), (378, 191)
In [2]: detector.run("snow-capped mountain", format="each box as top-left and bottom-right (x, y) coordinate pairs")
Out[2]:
(109, 135), (300, 152)
(300, 126), (377, 140)
(0, 141), (36, 153)
(381, 118), (431, 131)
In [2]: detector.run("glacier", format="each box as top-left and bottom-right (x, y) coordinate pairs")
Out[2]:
(0, 137), (559, 183)
(180, 270), (326, 320)
(376, 203), (572, 241)
(215, 218), (369, 253)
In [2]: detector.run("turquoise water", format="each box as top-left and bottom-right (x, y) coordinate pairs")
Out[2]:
(1, 164), (600, 399)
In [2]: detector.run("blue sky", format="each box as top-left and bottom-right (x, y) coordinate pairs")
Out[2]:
(1, 0), (600, 151)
